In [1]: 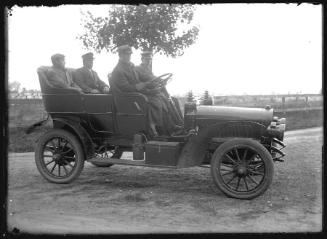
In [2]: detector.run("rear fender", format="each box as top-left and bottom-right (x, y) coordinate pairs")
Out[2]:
(25, 115), (50, 134)
(177, 121), (267, 168)
(53, 118), (95, 159)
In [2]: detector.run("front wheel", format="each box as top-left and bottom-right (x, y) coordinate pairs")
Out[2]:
(35, 129), (85, 184)
(211, 138), (274, 199)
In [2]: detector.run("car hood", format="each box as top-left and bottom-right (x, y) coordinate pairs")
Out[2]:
(196, 105), (273, 125)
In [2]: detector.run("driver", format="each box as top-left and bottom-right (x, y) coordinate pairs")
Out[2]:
(135, 51), (184, 130)
(109, 45), (182, 137)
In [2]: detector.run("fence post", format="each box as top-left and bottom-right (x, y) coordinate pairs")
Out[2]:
(282, 96), (286, 114)
(305, 96), (309, 107)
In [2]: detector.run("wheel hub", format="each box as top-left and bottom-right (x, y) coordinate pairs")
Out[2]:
(236, 165), (247, 177)
(53, 153), (64, 164)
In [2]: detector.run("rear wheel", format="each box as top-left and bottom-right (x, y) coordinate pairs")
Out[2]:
(35, 129), (85, 183)
(211, 138), (274, 199)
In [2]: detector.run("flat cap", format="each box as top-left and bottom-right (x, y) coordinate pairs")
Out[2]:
(117, 45), (132, 54)
(141, 51), (153, 58)
(82, 52), (94, 60)
(51, 53), (65, 62)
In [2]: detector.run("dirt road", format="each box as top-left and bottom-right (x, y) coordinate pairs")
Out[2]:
(7, 127), (322, 234)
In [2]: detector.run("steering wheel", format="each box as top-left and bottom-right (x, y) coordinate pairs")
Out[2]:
(150, 73), (173, 86)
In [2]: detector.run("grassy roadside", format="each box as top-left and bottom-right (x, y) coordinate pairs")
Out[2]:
(8, 110), (322, 153)
(275, 109), (322, 131)
(8, 126), (51, 153)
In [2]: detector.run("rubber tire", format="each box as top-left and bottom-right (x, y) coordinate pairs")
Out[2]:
(35, 129), (85, 184)
(90, 150), (123, 167)
(211, 138), (274, 199)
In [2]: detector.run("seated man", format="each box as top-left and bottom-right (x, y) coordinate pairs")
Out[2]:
(73, 52), (109, 94)
(109, 45), (169, 137)
(47, 53), (82, 92)
(135, 51), (184, 130)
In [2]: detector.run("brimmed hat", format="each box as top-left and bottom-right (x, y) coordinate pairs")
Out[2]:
(117, 45), (133, 54)
(82, 52), (94, 60)
(141, 51), (153, 58)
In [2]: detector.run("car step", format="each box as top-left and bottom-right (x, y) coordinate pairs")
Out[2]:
(87, 157), (177, 168)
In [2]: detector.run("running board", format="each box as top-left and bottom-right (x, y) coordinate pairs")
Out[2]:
(87, 157), (178, 169)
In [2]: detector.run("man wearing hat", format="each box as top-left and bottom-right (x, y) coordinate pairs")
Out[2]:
(47, 53), (82, 92)
(135, 51), (184, 133)
(73, 52), (109, 94)
(135, 51), (153, 76)
(109, 45), (167, 136)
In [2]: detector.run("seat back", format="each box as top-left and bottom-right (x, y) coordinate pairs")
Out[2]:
(37, 66), (84, 113)
(37, 66), (53, 94)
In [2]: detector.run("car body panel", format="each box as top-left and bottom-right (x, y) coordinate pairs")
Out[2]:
(196, 105), (273, 127)
(176, 121), (267, 168)
(84, 94), (115, 133)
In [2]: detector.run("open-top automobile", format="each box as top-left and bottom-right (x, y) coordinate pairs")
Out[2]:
(28, 66), (286, 199)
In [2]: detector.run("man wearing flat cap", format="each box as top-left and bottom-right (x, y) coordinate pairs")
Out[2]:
(135, 51), (184, 133)
(47, 53), (82, 92)
(109, 45), (168, 136)
(136, 51), (153, 75)
(73, 52), (109, 94)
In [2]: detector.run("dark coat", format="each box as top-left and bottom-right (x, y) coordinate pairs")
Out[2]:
(109, 60), (166, 128)
(135, 63), (184, 128)
(109, 60), (140, 93)
(47, 66), (80, 89)
(135, 63), (154, 83)
(72, 67), (108, 93)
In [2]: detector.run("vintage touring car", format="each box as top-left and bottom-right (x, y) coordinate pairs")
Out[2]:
(28, 66), (286, 199)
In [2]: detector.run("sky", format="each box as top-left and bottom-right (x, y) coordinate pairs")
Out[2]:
(7, 3), (322, 96)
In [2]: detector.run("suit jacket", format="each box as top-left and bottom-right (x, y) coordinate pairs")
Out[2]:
(47, 66), (80, 89)
(135, 63), (183, 127)
(109, 60), (141, 93)
(73, 67), (108, 93)
(135, 63), (155, 82)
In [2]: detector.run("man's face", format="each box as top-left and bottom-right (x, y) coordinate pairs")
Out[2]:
(142, 57), (152, 66)
(120, 53), (132, 63)
(56, 57), (65, 69)
(84, 58), (94, 69)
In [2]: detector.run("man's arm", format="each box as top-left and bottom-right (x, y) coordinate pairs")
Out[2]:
(72, 70), (94, 93)
(110, 70), (138, 92)
(47, 70), (70, 88)
(135, 67), (154, 83)
(93, 71), (109, 92)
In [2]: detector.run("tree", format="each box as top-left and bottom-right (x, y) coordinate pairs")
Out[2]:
(200, 90), (213, 105)
(186, 90), (194, 102)
(78, 4), (199, 57)
(9, 81), (21, 93)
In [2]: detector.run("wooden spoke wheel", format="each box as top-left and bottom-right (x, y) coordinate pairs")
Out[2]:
(211, 138), (274, 199)
(35, 129), (85, 184)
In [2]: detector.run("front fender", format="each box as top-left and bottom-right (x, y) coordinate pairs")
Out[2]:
(177, 121), (267, 168)
(53, 118), (95, 159)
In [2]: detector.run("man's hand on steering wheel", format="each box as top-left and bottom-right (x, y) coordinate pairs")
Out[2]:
(143, 87), (162, 95)
(149, 73), (173, 87)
